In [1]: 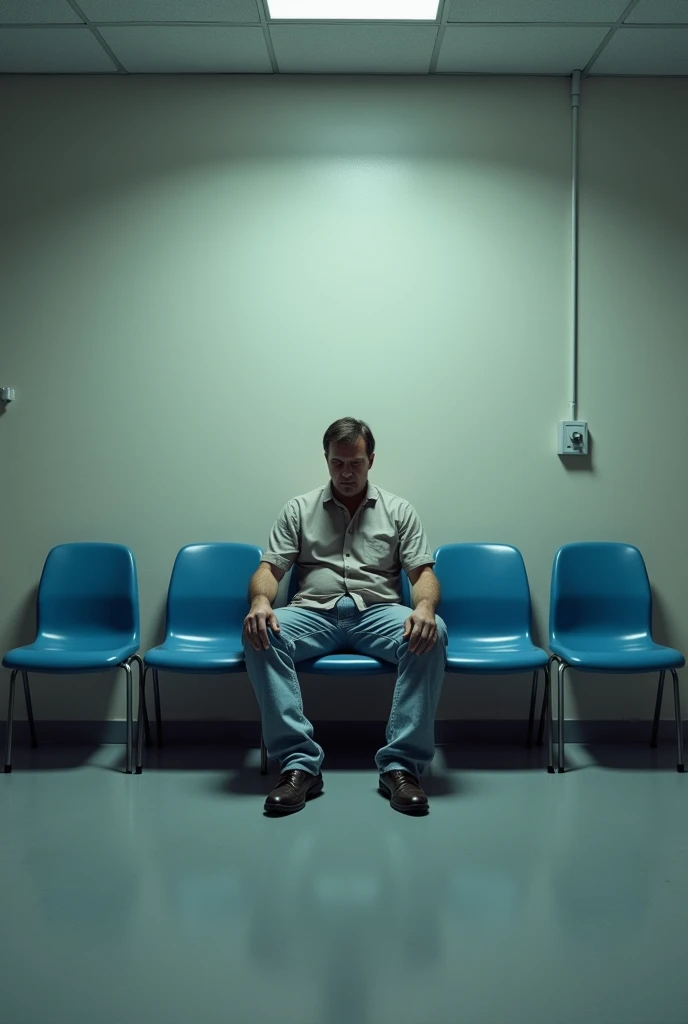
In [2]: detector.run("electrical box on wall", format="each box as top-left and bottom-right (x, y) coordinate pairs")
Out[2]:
(558, 420), (588, 455)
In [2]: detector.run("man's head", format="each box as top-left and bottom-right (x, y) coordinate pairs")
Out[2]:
(323, 417), (376, 502)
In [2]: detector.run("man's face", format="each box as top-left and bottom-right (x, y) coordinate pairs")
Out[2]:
(326, 437), (375, 500)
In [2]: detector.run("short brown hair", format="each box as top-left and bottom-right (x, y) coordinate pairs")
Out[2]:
(323, 418), (375, 459)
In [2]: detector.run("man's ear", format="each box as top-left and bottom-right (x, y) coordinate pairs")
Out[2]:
(368, 453), (375, 469)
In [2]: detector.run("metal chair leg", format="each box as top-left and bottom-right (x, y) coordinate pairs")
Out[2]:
(260, 731), (268, 775)
(4, 669), (18, 773)
(545, 664), (554, 773)
(557, 660), (567, 773)
(671, 669), (684, 773)
(21, 671), (38, 748)
(136, 659), (146, 775)
(538, 655), (557, 746)
(132, 655), (151, 747)
(152, 669), (163, 748)
(122, 660), (133, 774)
(650, 670), (665, 748)
(540, 663), (556, 774)
(526, 670), (538, 748)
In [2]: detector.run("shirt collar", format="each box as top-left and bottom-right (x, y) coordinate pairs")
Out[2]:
(323, 481), (378, 506)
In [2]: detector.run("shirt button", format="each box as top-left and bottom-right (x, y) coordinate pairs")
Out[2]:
(345, 553), (350, 557)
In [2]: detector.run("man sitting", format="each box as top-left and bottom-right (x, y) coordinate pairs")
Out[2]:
(243, 417), (447, 817)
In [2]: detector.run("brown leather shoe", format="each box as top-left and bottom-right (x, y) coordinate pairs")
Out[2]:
(264, 770), (324, 815)
(379, 770), (429, 815)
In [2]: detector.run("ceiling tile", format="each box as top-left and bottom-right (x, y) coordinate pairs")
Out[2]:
(437, 25), (607, 72)
(0, 0), (82, 23)
(447, 0), (629, 22)
(79, 0), (260, 23)
(626, 0), (688, 23)
(270, 24), (437, 72)
(100, 25), (271, 71)
(0, 26), (117, 70)
(591, 26), (688, 72)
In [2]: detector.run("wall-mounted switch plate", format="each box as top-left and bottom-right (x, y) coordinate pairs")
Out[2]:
(558, 420), (588, 455)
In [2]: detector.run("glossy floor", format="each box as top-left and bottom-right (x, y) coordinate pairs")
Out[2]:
(1, 742), (687, 1024)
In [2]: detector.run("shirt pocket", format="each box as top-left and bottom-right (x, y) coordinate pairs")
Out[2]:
(364, 534), (398, 570)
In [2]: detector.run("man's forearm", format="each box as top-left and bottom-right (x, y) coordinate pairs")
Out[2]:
(249, 565), (280, 606)
(411, 572), (440, 613)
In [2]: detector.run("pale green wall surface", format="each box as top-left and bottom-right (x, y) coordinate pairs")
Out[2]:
(1, 75), (686, 723)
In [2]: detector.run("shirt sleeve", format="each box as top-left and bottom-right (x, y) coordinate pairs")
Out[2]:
(397, 502), (435, 573)
(262, 500), (301, 572)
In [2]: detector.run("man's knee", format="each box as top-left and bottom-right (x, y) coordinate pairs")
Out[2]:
(242, 622), (290, 657)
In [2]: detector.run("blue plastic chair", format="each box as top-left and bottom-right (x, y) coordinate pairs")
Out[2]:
(434, 543), (552, 771)
(259, 569), (412, 774)
(140, 543), (262, 773)
(549, 542), (685, 773)
(3, 543), (141, 774)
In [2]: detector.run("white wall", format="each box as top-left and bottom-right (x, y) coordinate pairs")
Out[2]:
(1, 74), (687, 723)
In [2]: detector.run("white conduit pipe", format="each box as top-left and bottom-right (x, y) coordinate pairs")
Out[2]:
(570, 70), (582, 421)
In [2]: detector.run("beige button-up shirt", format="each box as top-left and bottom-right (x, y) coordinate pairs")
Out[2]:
(262, 481), (435, 611)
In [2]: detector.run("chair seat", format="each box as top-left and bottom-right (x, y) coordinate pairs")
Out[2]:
(298, 652), (395, 676)
(551, 638), (685, 673)
(446, 640), (548, 674)
(144, 637), (245, 673)
(3, 638), (138, 673)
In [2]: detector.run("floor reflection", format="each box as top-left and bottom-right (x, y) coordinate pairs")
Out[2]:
(2, 746), (688, 1024)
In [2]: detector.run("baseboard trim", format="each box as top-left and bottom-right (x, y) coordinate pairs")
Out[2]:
(0, 719), (681, 746)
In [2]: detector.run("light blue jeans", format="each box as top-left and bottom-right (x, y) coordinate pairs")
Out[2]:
(243, 595), (448, 778)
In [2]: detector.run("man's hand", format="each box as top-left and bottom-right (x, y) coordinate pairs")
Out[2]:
(244, 598), (280, 651)
(402, 601), (438, 655)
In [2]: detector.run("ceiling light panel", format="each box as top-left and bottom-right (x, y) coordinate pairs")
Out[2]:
(267, 0), (439, 20)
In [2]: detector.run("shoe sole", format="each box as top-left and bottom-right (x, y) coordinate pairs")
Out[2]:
(264, 778), (324, 816)
(378, 781), (429, 816)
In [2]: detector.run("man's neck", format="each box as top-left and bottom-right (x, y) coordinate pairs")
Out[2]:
(332, 485), (366, 517)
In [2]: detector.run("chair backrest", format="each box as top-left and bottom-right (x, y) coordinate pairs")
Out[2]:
(166, 543), (262, 638)
(286, 565), (411, 607)
(550, 542), (652, 641)
(37, 543), (139, 641)
(433, 543), (533, 640)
